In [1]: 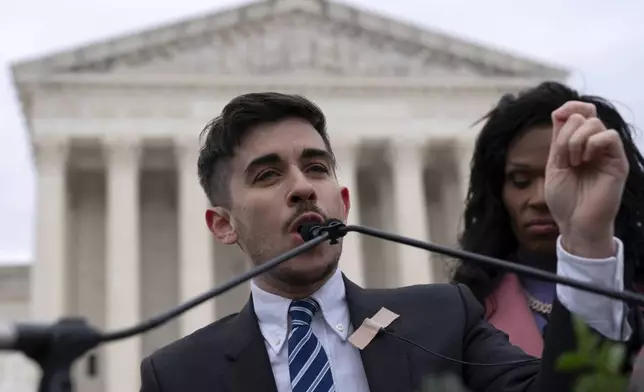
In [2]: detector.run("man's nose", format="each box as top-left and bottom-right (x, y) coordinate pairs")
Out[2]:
(287, 171), (317, 206)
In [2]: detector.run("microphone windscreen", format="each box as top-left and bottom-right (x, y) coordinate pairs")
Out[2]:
(298, 222), (321, 241)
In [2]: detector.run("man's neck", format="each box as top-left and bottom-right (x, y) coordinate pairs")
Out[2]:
(254, 266), (338, 300)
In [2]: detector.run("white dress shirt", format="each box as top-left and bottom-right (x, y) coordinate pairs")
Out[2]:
(251, 267), (371, 392)
(556, 236), (631, 341)
(250, 235), (630, 392)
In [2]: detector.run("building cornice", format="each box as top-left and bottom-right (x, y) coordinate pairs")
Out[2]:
(16, 73), (547, 94)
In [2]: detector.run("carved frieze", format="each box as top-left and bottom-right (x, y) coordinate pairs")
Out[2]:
(29, 86), (196, 121)
(80, 13), (503, 78)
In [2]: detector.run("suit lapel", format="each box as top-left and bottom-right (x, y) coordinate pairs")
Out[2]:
(343, 276), (413, 392)
(225, 296), (278, 392)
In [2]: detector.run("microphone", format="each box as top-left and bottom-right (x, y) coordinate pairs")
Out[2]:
(0, 223), (334, 392)
(298, 221), (323, 241)
(298, 219), (345, 244)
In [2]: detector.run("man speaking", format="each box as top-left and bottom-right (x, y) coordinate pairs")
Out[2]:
(139, 92), (640, 391)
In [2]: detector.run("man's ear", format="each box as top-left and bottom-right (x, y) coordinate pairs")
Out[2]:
(339, 186), (350, 222)
(205, 207), (238, 245)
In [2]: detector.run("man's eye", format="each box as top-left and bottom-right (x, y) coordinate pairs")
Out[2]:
(308, 164), (329, 173)
(255, 170), (279, 182)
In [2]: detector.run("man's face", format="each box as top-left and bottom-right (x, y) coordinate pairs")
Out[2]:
(208, 118), (350, 291)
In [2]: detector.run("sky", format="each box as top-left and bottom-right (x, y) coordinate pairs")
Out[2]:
(0, 0), (642, 264)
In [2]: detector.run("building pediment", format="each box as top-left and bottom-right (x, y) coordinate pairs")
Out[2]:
(12, 0), (567, 81)
(89, 12), (490, 78)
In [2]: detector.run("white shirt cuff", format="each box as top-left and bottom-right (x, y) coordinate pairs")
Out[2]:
(556, 236), (631, 341)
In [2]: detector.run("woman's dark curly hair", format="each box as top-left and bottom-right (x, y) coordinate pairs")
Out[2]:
(451, 81), (644, 305)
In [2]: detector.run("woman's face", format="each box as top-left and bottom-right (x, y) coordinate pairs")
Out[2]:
(502, 126), (559, 256)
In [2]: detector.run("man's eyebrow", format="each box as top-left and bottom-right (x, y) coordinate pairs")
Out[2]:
(301, 148), (334, 164)
(243, 148), (335, 176)
(244, 153), (282, 175)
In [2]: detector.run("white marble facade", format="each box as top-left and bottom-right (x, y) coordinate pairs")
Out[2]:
(0, 266), (37, 392)
(6, 0), (567, 391)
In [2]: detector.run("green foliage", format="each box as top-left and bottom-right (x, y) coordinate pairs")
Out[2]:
(556, 316), (629, 392)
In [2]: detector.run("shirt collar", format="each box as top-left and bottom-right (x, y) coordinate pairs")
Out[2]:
(250, 266), (349, 353)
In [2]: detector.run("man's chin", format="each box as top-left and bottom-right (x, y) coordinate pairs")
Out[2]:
(273, 261), (338, 288)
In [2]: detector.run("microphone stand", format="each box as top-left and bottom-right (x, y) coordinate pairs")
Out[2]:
(0, 232), (331, 392)
(312, 219), (644, 307)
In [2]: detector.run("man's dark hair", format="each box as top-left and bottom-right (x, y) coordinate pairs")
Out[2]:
(197, 92), (334, 208)
(451, 81), (644, 304)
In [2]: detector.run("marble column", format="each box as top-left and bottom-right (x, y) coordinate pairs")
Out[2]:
(176, 138), (215, 335)
(389, 140), (434, 286)
(104, 137), (142, 392)
(31, 136), (69, 321)
(457, 136), (476, 202)
(334, 142), (365, 287)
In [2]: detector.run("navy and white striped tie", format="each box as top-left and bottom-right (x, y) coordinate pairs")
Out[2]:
(287, 298), (335, 392)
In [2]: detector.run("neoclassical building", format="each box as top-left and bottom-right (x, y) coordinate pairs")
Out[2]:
(8, 0), (567, 391)
(0, 264), (34, 392)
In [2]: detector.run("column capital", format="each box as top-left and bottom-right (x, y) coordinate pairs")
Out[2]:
(173, 135), (200, 149)
(103, 133), (142, 146)
(32, 135), (70, 168)
(173, 136), (201, 164)
(103, 135), (142, 166)
(456, 134), (476, 151)
(454, 135), (477, 167)
(387, 138), (428, 166)
(332, 141), (361, 167)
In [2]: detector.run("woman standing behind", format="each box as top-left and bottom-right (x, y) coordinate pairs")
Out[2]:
(452, 81), (644, 357)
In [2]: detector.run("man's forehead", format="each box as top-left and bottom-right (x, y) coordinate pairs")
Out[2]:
(236, 122), (328, 164)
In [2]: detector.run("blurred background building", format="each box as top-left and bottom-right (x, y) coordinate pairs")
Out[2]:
(0, 0), (577, 390)
(0, 264), (31, 392)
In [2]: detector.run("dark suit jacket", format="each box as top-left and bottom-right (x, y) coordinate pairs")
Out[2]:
(139, 276), (643, 392)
